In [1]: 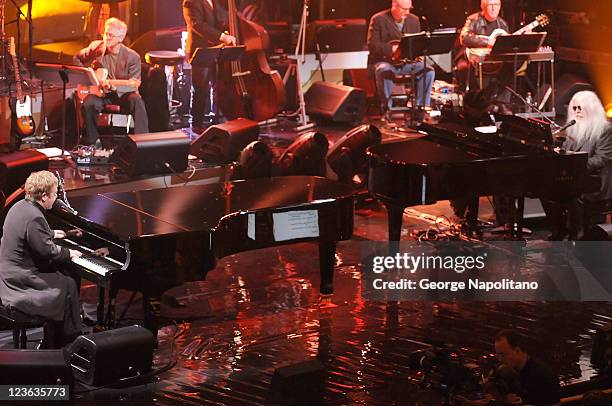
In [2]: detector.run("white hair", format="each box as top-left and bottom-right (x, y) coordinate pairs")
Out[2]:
(566, 90), (609, 147)
(105, 18), (127, 39)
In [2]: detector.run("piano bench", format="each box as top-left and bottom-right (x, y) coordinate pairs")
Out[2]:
(0, 304), (53, 349)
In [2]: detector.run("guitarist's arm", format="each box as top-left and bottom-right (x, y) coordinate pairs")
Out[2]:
(367, 13), (394, 62)
(460, 15), (491, 48)
(125, 50), (142, 89)
(75, 40), (105, 67)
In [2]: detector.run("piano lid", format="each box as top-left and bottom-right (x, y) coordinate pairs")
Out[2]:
(65, 176), (355, 241)
(367, 139), (477, 166)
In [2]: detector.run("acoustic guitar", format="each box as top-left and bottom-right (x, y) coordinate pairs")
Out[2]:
(465, 14), (549, 73)
(8, 37), (35, 137)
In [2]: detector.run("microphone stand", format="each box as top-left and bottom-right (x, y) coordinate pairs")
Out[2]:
(292, 0), (315, 132)
(505, 85), (560, 129)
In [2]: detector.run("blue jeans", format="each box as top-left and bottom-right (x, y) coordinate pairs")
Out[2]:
(374, 61), (435, 110)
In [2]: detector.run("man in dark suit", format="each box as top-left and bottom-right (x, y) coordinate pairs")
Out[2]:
(544, 90), (612, 240)
(183, 0), (236, 130)
(0, 171), (83, 347)
(367, 0), (435, 116)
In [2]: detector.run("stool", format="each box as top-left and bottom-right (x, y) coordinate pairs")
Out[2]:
(0, 301), (56, 349)
(75, 96), (133, 146)
(81, 0), (128, 40)
(145, 50), (185, 122)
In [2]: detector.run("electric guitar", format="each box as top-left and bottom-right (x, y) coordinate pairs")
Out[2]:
(466, 14), (550, 66)
(8, 37), (35, 137)
(76, 67), (140, 101)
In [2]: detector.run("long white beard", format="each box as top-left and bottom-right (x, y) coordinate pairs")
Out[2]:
(566, 118), (608, 147)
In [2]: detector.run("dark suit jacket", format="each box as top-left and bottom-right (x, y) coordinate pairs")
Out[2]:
(366, 9), (421, 67)
(564, 125), (612, 201)
(183, 0), (230, 59)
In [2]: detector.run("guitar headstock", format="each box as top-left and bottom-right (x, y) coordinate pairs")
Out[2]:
(536, 14), (550, 28)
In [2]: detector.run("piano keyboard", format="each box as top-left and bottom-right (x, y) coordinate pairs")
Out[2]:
(62, 238), (124, 276)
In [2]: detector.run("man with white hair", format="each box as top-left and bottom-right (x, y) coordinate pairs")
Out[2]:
(544, 90), (612, 240)
(76, 18), (149, 146)
(367, 0), (435, 117)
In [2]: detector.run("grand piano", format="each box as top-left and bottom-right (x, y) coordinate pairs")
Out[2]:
(47, 176), (354, 334)
(367, 115), (600, 240)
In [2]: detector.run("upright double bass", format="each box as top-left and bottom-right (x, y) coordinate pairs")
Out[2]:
(217, 0), (286, 122)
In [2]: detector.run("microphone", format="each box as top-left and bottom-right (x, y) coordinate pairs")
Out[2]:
(552, 119), (576, 136)
(53, 198), (78, 216)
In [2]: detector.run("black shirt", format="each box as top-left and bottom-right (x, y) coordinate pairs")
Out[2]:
(519, 357), (560, 406)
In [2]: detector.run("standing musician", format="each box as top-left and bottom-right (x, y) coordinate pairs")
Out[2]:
(543, 91), (612, 240)
(367, 0), (435, 116)
(0, 171), (83, 347)
(183, 0), (236, 131)
(75, 18), (149, 146)
(455, 0), (512, 96)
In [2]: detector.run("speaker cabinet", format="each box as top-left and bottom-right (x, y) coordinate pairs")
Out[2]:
(190, 118), (260, 164)
(0, 150), (49, 198)
(305, 82), (366, 124)
(0, 349), (72, 386)
(111, 131), (190, 177)
(66, 325), (155, 386)
(270, 359), (326, 405)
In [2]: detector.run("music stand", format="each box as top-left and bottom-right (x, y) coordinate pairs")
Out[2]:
(397, 30), (456, 123)
(33, 63), (98, 153)
(490, 32), (547, 91)
(189, 46), (245, 124)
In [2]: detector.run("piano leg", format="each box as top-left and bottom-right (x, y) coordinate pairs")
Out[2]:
(385, 203), (405, 242)
(106, 286), (118, 328)
(97, 287), (105, 327)
(143, 293), (160, 340)
(319, 241), (337, 295)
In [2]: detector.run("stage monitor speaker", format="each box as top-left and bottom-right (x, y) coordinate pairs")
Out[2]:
(270, 358), (326, 405)
(0, 349), (73, 386)
(0, 150), (49, 198)
(555, 74), (594, 116)
(190, 118), (260, 164)
(305, 82), (366, 124)
(111, 131), (190, 177)
(66, 325), (155, 386)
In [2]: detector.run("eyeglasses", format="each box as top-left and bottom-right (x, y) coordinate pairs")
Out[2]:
(484, 2), (501, 7)
(572, 105), (583, 112)
(46, 191), (57, 198)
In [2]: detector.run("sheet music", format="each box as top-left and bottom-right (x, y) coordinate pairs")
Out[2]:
(272, 210), (320, 242)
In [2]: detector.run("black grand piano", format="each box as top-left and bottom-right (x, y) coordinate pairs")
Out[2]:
(48, 176), (354, 335)
(367, 115), (600, 240)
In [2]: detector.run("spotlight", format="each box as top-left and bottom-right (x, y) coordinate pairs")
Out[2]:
(230, 141), (274, 180)
(275, 131), (329, 176)
(326, 124), (381, 185)
(606, 103), (612, 119)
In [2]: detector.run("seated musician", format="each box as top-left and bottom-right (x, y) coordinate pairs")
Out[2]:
(183, 0), (236, 131)
(75, 18), (149, 146)
(0, 171), (83, 346)
(367, 0), (435, 117)
(455, 0), (525, 99)
(543, 91), (612, 240)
